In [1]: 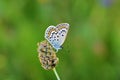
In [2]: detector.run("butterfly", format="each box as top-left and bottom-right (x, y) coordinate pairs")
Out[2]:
(45, 23), (69, 52)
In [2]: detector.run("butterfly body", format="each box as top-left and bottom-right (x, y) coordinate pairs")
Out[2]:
(45, 23), (69, 52)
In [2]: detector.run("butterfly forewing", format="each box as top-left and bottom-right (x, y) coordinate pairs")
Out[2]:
(56, 23), (69, 45)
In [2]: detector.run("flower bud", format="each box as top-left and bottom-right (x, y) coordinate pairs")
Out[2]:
(37, 40), (59, 70)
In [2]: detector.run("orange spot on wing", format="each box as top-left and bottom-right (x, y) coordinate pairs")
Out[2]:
(47, 28), (56, 38)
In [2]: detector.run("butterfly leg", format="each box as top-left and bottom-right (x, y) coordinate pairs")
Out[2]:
(55, 49), (58, 53)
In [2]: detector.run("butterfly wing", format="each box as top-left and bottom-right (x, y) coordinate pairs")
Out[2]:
(45, 25), (56, 45)
(45, 25), (56, 40)
(45, 26), (60, 50)
(56, 23), (69, 46)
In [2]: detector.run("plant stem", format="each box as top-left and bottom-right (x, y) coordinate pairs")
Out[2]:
(53, 68), (60, 80)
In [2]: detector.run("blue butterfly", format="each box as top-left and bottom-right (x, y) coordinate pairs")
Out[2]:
(45, 23), (69, 52)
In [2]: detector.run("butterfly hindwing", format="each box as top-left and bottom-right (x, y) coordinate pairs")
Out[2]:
(45, 26), (57, 47)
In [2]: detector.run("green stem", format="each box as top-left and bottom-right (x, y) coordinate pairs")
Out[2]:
(53, 68), (60, 80)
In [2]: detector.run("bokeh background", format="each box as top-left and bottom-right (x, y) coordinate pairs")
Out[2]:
(0, 0), (120, 80)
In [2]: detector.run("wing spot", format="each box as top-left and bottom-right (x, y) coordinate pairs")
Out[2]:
(57, 35), (59, 37)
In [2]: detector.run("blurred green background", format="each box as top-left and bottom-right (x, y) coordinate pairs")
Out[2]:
(0, 0), (120, 80)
